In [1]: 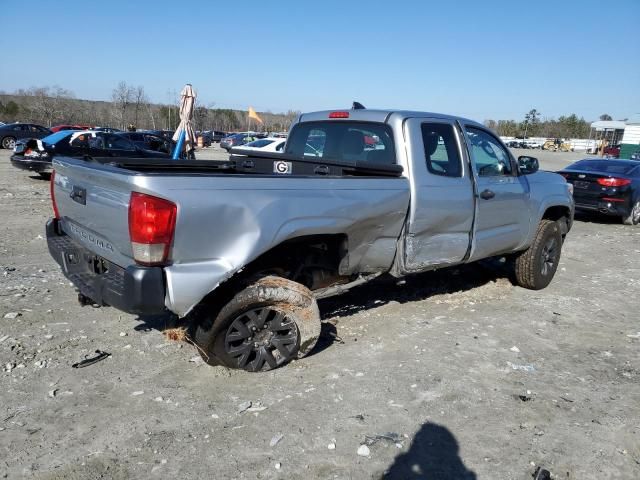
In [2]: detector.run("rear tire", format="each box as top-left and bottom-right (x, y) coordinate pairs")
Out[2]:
(194, 276), (321, 372)
(622, 200), (640, 226)
(2, 136), (16, 149)
(514, 220), (563, 290)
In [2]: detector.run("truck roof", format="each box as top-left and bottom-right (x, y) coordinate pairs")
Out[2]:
(298, 109), (485, 129)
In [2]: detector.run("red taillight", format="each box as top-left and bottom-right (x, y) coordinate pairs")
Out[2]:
(128, 192), (177, 265)
(596, 177), (631, 187)
(50, 170), (60, 219)
(329, 111), (349, 118)
(602, 197), (625, 202)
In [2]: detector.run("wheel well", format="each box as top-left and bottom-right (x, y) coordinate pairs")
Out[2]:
(192, 234), (348, 325)
(542, 206), (571, 237)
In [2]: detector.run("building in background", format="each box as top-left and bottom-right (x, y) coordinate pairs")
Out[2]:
(619, 114), (640, 158)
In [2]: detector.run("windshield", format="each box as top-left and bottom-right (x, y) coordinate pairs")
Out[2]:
(567, 160), (637, 175)
(285, 121), (396, 165)
(41, 130), (76, 145)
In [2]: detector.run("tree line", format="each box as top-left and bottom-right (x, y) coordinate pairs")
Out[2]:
(0, 88), (623, 140)
(484, 110), (625, 139)
(0, 82), (300, 133)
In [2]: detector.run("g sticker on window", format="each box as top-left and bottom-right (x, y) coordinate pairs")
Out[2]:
(274, 161), (292, 174)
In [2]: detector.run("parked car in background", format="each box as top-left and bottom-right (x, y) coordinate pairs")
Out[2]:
(92, 127), (122, 133)
(0, 123), (51, 149)
(220, 133), (257, 151)
(212, 130), (226, 142)
(524, 140), (543, 149)
(118, 131), (175, 154)
(630, 150), (640, 161)
(558, 158), (640, 225)
(232, 137), (286, 153)
(603, 144), (620, 158)
(10, 130), (176, 177)
(50, 124), (93, 133)
(197, 131), (213, 147)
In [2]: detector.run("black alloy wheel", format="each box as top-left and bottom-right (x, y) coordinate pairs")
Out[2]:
(540, 236), (559, 277)
(224, 307), (299, 371)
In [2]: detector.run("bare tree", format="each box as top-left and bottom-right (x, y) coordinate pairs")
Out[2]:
(111, 81), (133, 129)
(27, 86), (74, 126)
(133, 85), (148, 127)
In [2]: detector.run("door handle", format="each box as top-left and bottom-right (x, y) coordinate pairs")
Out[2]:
(479, 189), (495, 200)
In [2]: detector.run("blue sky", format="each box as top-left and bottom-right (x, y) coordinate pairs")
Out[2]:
(1, 0), (638, 121)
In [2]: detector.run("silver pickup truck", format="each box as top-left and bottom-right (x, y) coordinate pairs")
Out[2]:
(46, 107), (574, 371)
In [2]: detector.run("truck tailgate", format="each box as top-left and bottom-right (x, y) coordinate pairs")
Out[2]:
(52, 157), (137, 269)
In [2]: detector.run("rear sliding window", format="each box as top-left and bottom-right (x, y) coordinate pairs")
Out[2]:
(285, 121), (395, 165)
(568, 160), (637, 175)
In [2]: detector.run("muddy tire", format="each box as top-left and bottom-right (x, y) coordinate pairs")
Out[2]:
(1, 136), (16, 149)
(622, 200), (640, 226)
(194, 276), (321, 372)
(513, 219), (562, 290)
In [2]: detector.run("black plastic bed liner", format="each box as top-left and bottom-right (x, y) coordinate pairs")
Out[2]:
(79, 150), (403, 178)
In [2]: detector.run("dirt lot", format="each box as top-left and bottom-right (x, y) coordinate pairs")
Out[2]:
(1, 147), (638, 479)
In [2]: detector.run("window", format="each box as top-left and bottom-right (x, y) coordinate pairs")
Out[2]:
(465, 127), (512, 176)
(245, 139), (274, 148)
(421, 123), (462, 177)
(70, 133), (90, 148)
(285, 121), (395, 165)
(104, 134), (134, 150)
(13, 125), (27, 131)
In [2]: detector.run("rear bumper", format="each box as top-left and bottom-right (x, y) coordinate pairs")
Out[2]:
(10, 155), (52, 173)
(575, 198), (631, 217)
(46, 219), (166, 315)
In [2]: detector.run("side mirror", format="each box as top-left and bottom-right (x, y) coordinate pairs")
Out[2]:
(518, 155), (539, 174)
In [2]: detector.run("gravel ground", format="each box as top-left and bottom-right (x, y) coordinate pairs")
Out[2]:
(0, 147), (639, 479)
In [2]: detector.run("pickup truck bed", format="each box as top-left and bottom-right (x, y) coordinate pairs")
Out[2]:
(49, 154), (411, 317)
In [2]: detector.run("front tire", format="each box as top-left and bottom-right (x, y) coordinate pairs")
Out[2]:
(622, 200), (640, 226)
(194, 276), (321, 372)
(514, 220), (563, 290)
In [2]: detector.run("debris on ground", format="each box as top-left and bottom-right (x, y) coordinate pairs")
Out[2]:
(71, 350), (111, 368)
(269, 433), (284, 447)
(357, 444), (370, 457)
(163, 327), (188, 342)
(247, 401), (267, 412)
(507, 361), (535, 373)
(3, 312), (20, 319)
(364, 432), (404, 446)
(236, 401), (252, 414)
(533, 466), (551, 480)
(328, 440), (336, 450)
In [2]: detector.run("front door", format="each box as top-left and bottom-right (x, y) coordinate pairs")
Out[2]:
(463, 126), (531, 260)
(402, 119), (475, 272)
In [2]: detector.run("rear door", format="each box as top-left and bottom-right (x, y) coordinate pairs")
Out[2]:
(463, 126), (531, 260)
(402, 118), (475, 271)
